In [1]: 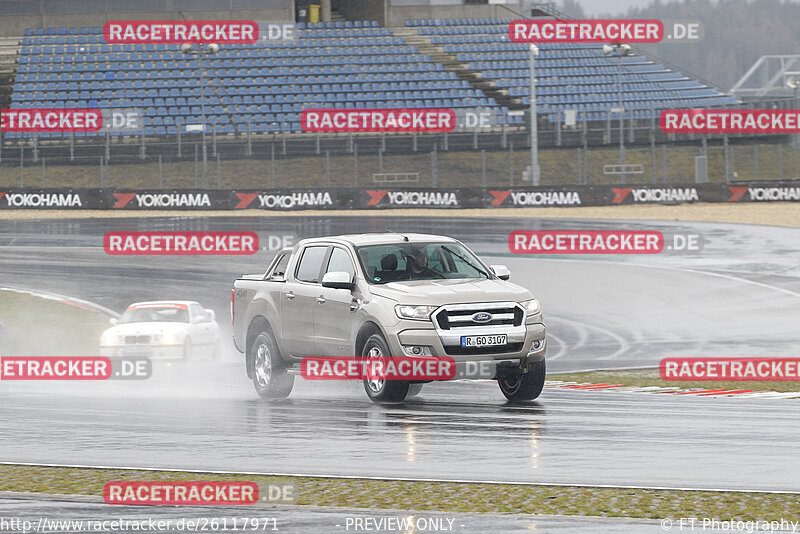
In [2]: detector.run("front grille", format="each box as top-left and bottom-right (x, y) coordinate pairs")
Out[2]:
(434, 304), (523, 331)
(444, 342), (524, 356)
(125, 335), (151, 344)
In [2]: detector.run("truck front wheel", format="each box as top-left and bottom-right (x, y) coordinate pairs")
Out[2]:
(250, 331), (294, 400)
(498, 359), (546, 402)
(361, 334), (409, 403)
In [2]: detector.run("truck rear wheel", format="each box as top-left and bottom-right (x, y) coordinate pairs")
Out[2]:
(407, 384), (423, 398)
(251, 331), (294, 400)
(361, 334), (409, 403)
(498, 359), (545, 402)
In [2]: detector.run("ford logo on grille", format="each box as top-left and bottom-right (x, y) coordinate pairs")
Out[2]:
(472, 312), (493, 323)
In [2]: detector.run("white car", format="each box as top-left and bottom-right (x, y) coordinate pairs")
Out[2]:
(100, 301), (222, 360)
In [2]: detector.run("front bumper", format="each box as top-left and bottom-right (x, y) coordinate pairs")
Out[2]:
(387, 322), (546, 380)
(99, 344), (185, 360)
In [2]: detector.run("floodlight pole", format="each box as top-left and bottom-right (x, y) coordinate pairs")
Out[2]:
(199, 52), (208, 188)
(605, 43), (631, 184)
(529, 44), (540, 185)
(183, 43), (218, 189)
(617, 52), (625, 184)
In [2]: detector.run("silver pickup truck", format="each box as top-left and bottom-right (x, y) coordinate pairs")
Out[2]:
(231, 233), (546, 403)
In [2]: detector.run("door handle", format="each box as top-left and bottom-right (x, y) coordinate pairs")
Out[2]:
(316, 296), (326, 304)
(286, 291), (295, 300)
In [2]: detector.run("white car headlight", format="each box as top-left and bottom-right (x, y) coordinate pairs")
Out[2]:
(521, 298), (541, 316)
(101, 331), (121, 346)
(395, 305), (438, 321)
(162, 332), (180, 344)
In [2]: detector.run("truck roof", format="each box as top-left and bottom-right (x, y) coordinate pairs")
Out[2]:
(298, 233), (459, 247)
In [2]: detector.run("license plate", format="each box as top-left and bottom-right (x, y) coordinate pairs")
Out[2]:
(461, 334), (507, 347)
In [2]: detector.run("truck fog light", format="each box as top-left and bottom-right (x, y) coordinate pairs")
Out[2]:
(531, 340), (542, 351)
(402, 345), (432, 357)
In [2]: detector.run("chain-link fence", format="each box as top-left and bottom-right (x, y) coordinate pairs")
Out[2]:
(3, 107), (800, 189)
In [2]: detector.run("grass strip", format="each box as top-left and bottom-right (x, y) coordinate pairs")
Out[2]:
(2, 144), (797, 189)
(0, 465), (799, 520)
(550, 369), (800, 394)
(0, 289), (110, 356)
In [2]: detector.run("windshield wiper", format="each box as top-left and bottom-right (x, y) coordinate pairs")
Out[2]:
(441, 245), (490, 278)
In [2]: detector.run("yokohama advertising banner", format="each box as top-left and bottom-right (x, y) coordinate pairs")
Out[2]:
(0, 183), (798, 209)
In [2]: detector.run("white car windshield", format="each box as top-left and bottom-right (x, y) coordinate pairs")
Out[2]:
(357, 242), (490, 284)
(120, 306), (189, 324)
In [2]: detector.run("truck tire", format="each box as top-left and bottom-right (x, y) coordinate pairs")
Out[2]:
(498, 359), (545, 402)
(361, 334), (409, 403)
(250, 331), (294, 400)
(407, 384), (423, 398)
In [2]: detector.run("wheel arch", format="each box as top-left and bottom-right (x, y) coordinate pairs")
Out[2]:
(245, 316), (275, 379)
(355, 321), (389, 357)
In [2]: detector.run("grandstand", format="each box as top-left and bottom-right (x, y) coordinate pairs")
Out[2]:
(7, 3), (792, 189)
(3, 15), (736, 143)
(402, 18), (737, 121)
(7, 21), (519, 141)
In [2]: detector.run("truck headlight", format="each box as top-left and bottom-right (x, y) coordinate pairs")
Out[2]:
(521, 298), (541, 316)
(395, 305), (438, 321)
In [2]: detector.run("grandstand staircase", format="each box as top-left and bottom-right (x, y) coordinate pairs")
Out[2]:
(205, 67), (237, 135)
(392, 27), (524, 111)
(0, 37), (21, 108)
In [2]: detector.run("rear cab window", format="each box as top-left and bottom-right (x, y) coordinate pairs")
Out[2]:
(267, 252), (291, 281)
(295, 246), (329, 283)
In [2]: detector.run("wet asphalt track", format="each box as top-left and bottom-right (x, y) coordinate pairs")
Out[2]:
(3, 382), (800, 492)
(0, 216), (799, 496)
(0, 216), (798, 370)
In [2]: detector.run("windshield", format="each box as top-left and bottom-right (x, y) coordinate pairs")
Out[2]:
(357, 242), (490, 284)
(119, 305), (189, 324)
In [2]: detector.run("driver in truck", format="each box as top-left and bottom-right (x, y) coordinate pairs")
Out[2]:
(408, 248), (429, 277)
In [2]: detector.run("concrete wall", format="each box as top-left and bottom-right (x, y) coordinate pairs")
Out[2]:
(336, 0), (387, 25)
(337, 0), (523, 27)
(0, 0), (295, 36)
(385, 1), (523, 27)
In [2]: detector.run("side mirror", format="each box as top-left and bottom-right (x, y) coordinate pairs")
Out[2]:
(205, 309), (216, 322)
(109, 317), (119, 326)
(191, 315), (204, 324)
(491, 265), (511, 281)
(321, 271), (355, 290)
